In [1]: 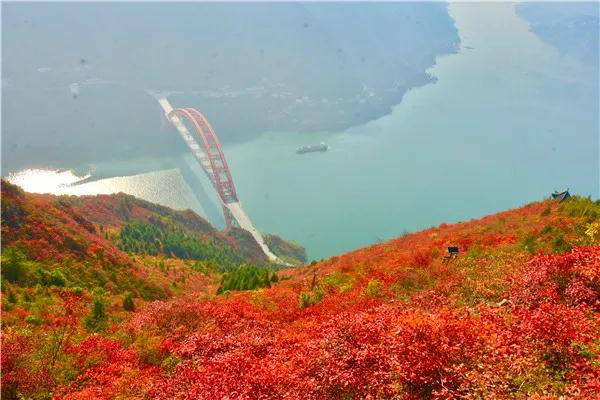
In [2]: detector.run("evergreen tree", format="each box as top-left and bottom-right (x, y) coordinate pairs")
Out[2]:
(84, 296), (107, 332)
(2, 248), (24, 284)
(123, 293), (135, 311)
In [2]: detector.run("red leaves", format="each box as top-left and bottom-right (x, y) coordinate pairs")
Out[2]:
(56, 336), (158, 400)
(4, 190), (598, 399)
(513, 246), (600, 309)
(1, 329), (53, 399)
(134, 246), (600, 399)
(391, 310), (480, 392)
(411, 249), (433, 267)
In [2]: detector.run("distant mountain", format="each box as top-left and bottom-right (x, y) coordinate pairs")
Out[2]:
(1, 2), (459, 173)
(517, 2), (599, 66)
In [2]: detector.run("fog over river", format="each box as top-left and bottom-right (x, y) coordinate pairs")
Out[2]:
(6, 2), (599, 260)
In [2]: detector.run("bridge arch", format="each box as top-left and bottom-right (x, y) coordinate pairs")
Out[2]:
(168, 107), (238, 226)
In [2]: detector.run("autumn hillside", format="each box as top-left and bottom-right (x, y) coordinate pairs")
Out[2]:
(1, 179), (305, 291)
(2, 182), (599, 399)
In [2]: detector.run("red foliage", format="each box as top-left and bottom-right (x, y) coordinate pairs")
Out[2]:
(513, 246), (600, 309)
(55, 336), (158, 400)
(4, 183), (599, 399)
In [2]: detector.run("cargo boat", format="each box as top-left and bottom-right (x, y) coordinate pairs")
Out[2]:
(296, 142), (329, 154)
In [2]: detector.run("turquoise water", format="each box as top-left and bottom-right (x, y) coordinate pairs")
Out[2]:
(7, 3), (598, 261)
(225, 2), (598, 260)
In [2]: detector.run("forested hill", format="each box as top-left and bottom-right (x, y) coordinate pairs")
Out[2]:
(2, 182), (599, 399)
(1, 179), (306, 292)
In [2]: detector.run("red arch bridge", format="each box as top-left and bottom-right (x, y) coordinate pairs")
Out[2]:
(151, 94), (284, 264)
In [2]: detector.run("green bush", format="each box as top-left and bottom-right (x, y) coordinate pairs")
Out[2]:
(521, 234), (537, 254)
(84, 296), (108, 332)
(123, 293), (135, 311)
(36, 268), (50, 286)
(541, 225), (554, 235)
(71, 287), (84, 295)
(22, 291), (32, 303)
(217, 264), (276, 294)
(323, 272), (354, 292)
(25, 315), (42, 326)
(2, 248), (24, 284)
(560, 196), (600, 222)
(7, 289), (17, 304)
(299, 287), (324, 309)
(161, 354), (182, 374)
(552, 235), (572, 254)
(48, 270), (66, 287)
(364, 279), (384, 298)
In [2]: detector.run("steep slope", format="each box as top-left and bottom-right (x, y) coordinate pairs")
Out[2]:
(2, 188), (599, 399)
(53, 190), (306, 266)
(125, 197), (599, 400)
(1, 180), (305, 271)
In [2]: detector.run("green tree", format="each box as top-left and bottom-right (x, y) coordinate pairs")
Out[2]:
(84, 296), (107, 332)
(49, 270), (66, 287)
(123, 292), (135, 311)
(2, 248), (24, 284)
(217, 264), (277, 294)
(7, 288), (17, 303)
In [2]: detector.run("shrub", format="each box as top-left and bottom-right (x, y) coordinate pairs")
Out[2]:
(48, 270), (66, 287)
(25, 315), (42, 326)
(521, 234), (537, 254)
(412, 250), (432, 267)
(36, 268), (50, 286)
(161, 354), (182, 374)
(364, 279), (384, 298)
(323, 271), (354, 292)
(135, 333), (164, 365)
(22, 291), (32, 303)
(299, 287), (324, 309)
(2, 248), (24, 284)
(585, 222), (600, 243)
(84, 296), (107, 332)
(7, 289), (17, 304)
(71, 287), (84, 295)
(123, 293), (135, 311)
(552, 235), (572, 254)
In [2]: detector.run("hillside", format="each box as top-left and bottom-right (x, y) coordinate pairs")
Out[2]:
(2, 184), (599, 399)
(1, 180), (305, 268)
